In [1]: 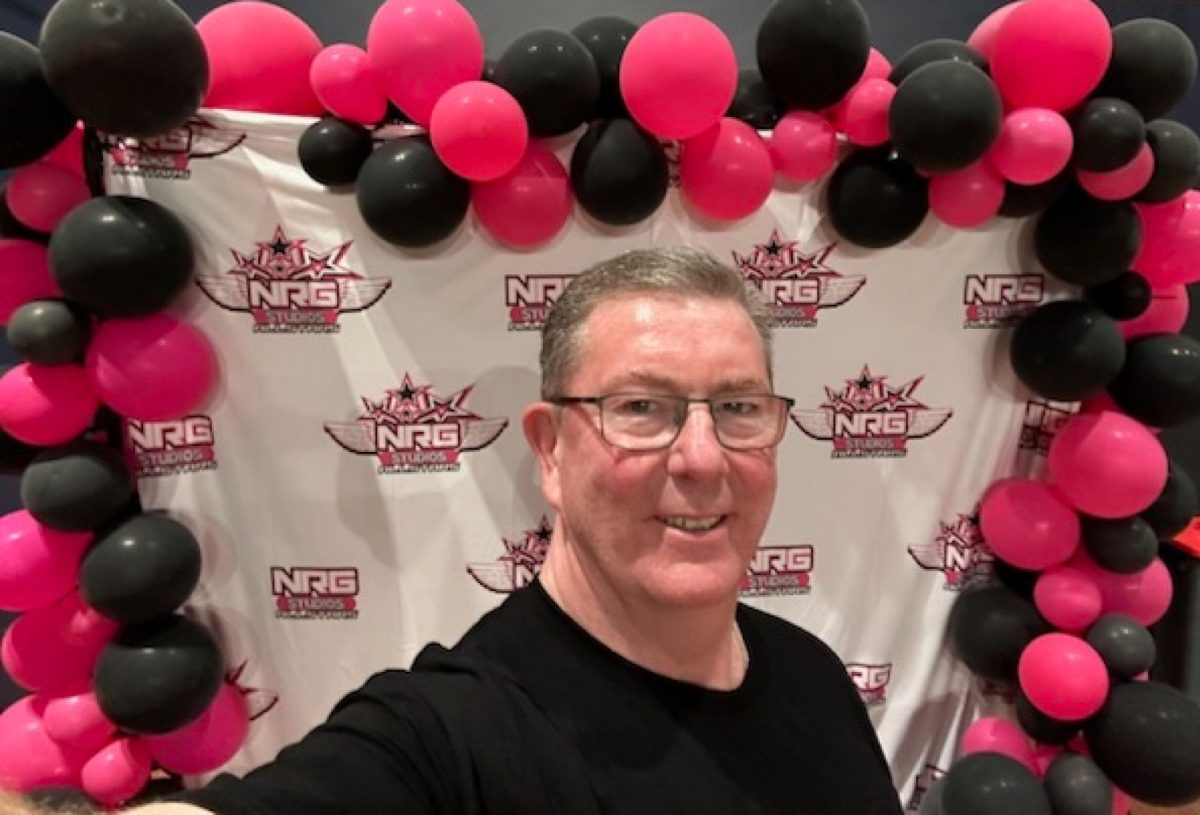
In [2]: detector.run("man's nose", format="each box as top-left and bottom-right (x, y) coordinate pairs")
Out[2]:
(667, 403), (726, 474)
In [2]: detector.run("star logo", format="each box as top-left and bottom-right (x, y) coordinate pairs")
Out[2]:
(468, 516), (554, 593)
(102, 116), (247, 180)
(908, 508), (993, 590)
(731, 230), (866, 327)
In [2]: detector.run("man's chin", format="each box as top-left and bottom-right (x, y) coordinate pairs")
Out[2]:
(637, 563), (746, 609)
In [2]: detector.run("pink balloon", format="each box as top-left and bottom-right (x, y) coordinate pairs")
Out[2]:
(929, 161), (1006, 228)
(1078, 555), (1174, 626)
(862, 48), (892, 82)
(619, 13), (737, 140)
(197, 2), (324, 116)
(1120, 284), (1189, 339)
(960, 717), (1037, 773)
(1019, 633), (1110, 720)
(310, 44), (388, 125)
(0, 509), (91, 612)
(836, 78), (895, 147)
(987, 108), (1073, 185)
(1, 596), (110, 693)
(1048, 411), (1168, 519)
(0, 696), (88, 792)
(431, 81), (528, 182)
(1111, 787), (1130, 815)
(0, 363), (97, 446)
(146, 682), (249, 775)
(43, 123), (85, 177)
(472, 141), (572, 249)
(968, 2), (1022, 61)
(7, 162), (89, 234)
(679, 118), (773, 222)
(1078, 143), (1154, 201)
(86, 314), (218, 421)
(991, 0), (1112, 112)
(1034, 566), (1103, 632)
(44, 687), (116, 755)
(81, 737), (151, 807)
(56, 591), (119, 651)
(0, 239), (63, 324)
(979, 478), (1080, 570)
(769, 111), (838, 183)
(1133, 192), (1200, 288)
(366, 0), (484, 126)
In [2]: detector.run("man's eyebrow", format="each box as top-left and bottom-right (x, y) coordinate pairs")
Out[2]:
(603, 372), (770, 392)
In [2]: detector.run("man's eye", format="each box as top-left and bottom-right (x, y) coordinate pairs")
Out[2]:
(718, 399), (760, 415)
(613, 398), (665, 415)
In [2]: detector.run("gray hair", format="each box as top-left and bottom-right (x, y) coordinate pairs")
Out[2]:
(539, 247), (773, 398)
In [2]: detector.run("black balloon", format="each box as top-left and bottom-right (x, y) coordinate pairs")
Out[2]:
(888, 39), (988, 86)
(1086, 614), (1156, 680)
(1084, 271), (1151, 321)
(6, 299), (91, 366)
(1016, 689), (1081, 744)
(571, 17), (636, 119)
(940, 753), (1052, 815)
(1137, 120), (1200, 203)
(1009, 301), (1125, 402)
(570, 119), (668, 226)
(94, 614), (222, 734)
(1043, 753), (1113, 815)
(21, 440), (131, 532)
(39, 0), (208, 138)
(1080, 515), (1158, 574)
(299, 117), (373, 188)
(494, 29), (599, 137)
(49, 195), (195, 317)
(0, 33), (76, 170)
(1109, 333), (1200, 428)
(992, 559), (1038, 601)
(356, 137), (470, 248)
(1086, 681), (1200, 806)
(727, 69), (785, 131)
(1142, 460), (1199, 538)
(949, 585), (1050, 681)
(1096, 19), (1198, 122)
(890, 61), (1001, 173)
(998, 174), (1069, 219)
(827, 147), (928, 249)
(1034, 188), (1142, 286)
(1072, 98), (1146, 173)
(756, 0), (870, 110)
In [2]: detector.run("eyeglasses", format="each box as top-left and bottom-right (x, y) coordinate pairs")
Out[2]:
(547, 393), (796, 451)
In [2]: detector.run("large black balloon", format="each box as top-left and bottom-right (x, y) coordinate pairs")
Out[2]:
(494, 29), (599, 137)
(1096, 19), (1198, 122)
(0, 33), (76, 170)
(949, 585), (1050, 681)
(1137, 120), (1200, 203)
(940, 753), (1052, 815)
(570, 17), (636, 119)
(356, 137), (470, 248)
(39, 0), (208, 138)
(1015, 689), (1080, 744)
(756, 0), (870, 111)
(6, 299), (91, 366)
(1084, 271), (1151, 321)
(1142, 460), (1199, 538)
(1009, 301), (1125, 402)
(49, 196), (195, 317)
(1034, 189), (1142, 286)
(1080, 515), (1158, 574)
(298, 117), (373, 188)
(1109, 333), (1200, 428)
(827, 147), (928, 249)
(727, 69), (785, 131)
(94, 614), (222, 734)
(570, 119), (668, 226)
(1086, 614), (1156, 680)
(889, 61), (1002, 173)
(1072, 98), (1146, 173)
(888, 39), (988, 86)
(1086, 681), (1200, 806)
(21, 440), (131, 532)
(1043, 753), (1113, 815)
(998, 175), (1069, 219)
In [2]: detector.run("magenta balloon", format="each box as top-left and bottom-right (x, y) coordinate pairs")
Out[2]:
(979, 478), (1081, 570)
(197, 1), (324, 116)
(0, 696), (87, 792)
(837, 78), (895, 147)
(6, 162), (88, 234)
(862, 48), (892, 82)
(1019, 632), (1110, 720)
(968, 2), (1021, 61)
(310, 44), (388, 125)
(431, 81), (528, 182)
(0, 239), (63, 324)
(1077, 143), (1155, 201)
(146, 682), (249, 774)
(990, 0), (1113, 112)
(1, 598), (108, 693)
(56, 590), (119, 650)
(1133, 191), (1200, 288)
(1034, 566), (1103, 632)
(43, 124), (84, 178)
(1120, 284), (1189, 339)
(0, 363), (97, 446)
(1048, 412), (1168, 518)
(960, 716), (1037, 773)
(44, 687), (116, 755)
(366, 0), (484, 126)
(86, 314), (218, 421)
(619, 12), (737, 140)
(929, 161), (1006, 228)
(81, 737), (151, 807)
(0, 509), (90, 612)
(1095, 557), (1173, 626)
(472, 141), (572, 249)
(987, 107), (1074, 185)
(769, 111), (837, 183)
(679, 118), (773, 222)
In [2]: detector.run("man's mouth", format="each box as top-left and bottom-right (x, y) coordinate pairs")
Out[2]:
(658, 516), (725, 532)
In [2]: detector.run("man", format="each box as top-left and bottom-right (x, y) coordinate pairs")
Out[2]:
(18, 248), (901, 813)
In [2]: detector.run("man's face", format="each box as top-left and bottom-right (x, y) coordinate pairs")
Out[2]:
(528, 293), (779, 610)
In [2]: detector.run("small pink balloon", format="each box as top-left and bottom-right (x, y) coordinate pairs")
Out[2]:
(1034, 566), (1103, 632)
(679, 118), (773, 221)
(1120, 284), (1189, 339)
(862, 48), (892, 82)
(968, 2), (1022, 61)
(619, 12), (737, 140)
(1133, 191), (1200, 288)
(1098, 557), (1173, 626)
(81, 737), (151, 807)
(0, 239), (63, 324)
(56, 591), (120, 650)
(7, 162), (88, 234)
(929, 161), (1006, 228)
(472, 141), (572, 249)
(310, 44), (388, 125)
(769, 111), (838, 182)
(0, 363), (97, 446)
(366, 0), (484, 126)
(44, 687), (117, 755)
(836, 78), (895, 147)
(43, 123), (85, 177)
(979, 478), (1080, 570)
(1111, 787), (1130, 815)
(146, 682), (249, 775)
(431, 81), (528, 181)
(961, 717), (1037, 773)
(1019, 633), (1110, 720)
(987, 107), (1073, 185)
(1, 598), (109, 693)
(1077, 143), (1155, 201)
(0, 509), (91, 612)
(1033, 744), (1063, 778)
(0, 696), (88, 792)
(1048, 411), (1168, 519)
(86, 314), (218, 422)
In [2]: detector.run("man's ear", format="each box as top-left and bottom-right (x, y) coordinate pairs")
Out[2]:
(522, 402), (562, 511)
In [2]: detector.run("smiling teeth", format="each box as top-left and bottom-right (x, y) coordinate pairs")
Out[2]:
(662, 516), (722, 531)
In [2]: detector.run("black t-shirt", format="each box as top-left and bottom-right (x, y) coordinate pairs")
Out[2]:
(181, 582), (901, 814)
